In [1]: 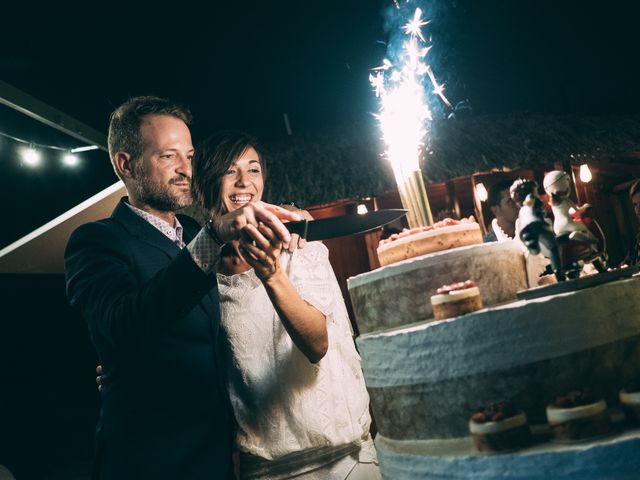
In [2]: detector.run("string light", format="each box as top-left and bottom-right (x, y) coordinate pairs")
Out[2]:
(0, 129), (96, 168)
(570, 154), (593, 184)
(63, 153), (79, 167)
(22, 146), (41, 166)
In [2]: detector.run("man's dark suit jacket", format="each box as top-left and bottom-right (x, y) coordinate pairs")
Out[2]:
(65, 198), (233, 480)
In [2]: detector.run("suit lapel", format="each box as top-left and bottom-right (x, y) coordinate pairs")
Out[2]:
(112, 198), (222, 350)
(111, 198), (181, 259)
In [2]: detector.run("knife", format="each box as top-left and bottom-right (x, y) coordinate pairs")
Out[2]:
(284, 209), (406, 241)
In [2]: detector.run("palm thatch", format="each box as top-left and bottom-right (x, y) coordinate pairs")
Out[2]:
(199, 113), (640, 209)
(426, 113), (640, 181)
(262, 113), (640, 206)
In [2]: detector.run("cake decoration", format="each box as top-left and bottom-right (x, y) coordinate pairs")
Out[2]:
(431, 280), (483, 320)
(377, 216), (482, 266)
(620, 380), (640, 424)
(469, 401), (532, 452)
(546, 390), (610, 441)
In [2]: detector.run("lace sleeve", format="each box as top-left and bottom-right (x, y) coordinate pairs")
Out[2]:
(286, 242), (337, 319)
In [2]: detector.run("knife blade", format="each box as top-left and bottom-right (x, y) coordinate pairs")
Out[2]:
(284, 209), (406, 241)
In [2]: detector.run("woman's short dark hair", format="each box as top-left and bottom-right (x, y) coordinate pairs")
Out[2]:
(192, 131), (266, 215)
(107, 96), (192, 180)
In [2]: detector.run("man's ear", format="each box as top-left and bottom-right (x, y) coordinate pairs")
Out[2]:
(114, 152), (134, 179)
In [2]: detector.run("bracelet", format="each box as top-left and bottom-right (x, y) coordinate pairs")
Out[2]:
(205, 218), (226, 247)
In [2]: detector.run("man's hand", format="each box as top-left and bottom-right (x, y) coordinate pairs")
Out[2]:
(212, 201), (301, 249)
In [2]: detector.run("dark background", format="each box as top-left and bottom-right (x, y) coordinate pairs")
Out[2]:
(1, 0), (640, 248)
(1, 1), (639, 478)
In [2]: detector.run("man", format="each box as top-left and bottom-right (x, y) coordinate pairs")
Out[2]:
(623, 179), (640, 266)
(483, 179), (519, 242)
(64, 96), (299, 479)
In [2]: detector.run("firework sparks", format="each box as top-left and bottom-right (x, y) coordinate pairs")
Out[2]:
(403, 8), (429, 41)
(371, 3), (451, 227)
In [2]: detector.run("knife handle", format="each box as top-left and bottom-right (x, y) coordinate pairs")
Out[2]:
(286, 219), (309, 239)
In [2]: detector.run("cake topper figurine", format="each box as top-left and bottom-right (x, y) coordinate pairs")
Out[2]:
(542, 170), (607, 276)
(510, 172), (607, 282)
(510, 179), (565, 282)
(542, 171), (600, 248)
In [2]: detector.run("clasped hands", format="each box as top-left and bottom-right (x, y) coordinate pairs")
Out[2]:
(210, 201), (313, 280)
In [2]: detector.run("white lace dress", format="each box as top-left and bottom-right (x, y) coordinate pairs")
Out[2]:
(216, 242), (376, 479)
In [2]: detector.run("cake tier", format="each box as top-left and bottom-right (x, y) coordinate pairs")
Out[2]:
(348, 240), (527, 334)
(375, 428), (640, 480)
(356, 275), (640, 440)
(377, 223), (483, 266)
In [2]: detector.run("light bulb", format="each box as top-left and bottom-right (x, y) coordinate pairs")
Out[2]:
(63, 153), (79, 166)
(22, 147), (41, 166)
(476, 182), (488, 202)
(579, 164), (592, 183)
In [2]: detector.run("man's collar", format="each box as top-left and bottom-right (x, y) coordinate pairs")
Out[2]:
(124, 201), (185, 248)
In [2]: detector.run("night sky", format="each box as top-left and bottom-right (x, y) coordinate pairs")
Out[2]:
(1, 0), (639, 248)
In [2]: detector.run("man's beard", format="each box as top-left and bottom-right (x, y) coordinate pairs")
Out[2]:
(132, 162), (193, 212)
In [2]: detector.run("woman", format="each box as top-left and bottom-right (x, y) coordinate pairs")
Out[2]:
(192, 131), (380, 480)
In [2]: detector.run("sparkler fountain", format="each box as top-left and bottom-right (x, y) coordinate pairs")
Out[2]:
(370, 5), (452, 228)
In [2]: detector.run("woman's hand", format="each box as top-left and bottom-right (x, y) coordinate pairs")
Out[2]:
(238, 223), (283, 281)
(279, 205), (314, 252)
(213, 201), (301, 249)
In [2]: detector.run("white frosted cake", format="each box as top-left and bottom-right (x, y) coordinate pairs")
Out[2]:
(348, 265), (640, 479)
(349, 240), (527, 333)
(377, 218), (482, 267)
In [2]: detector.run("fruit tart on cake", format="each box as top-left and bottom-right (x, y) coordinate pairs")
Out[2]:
(620, 380), (640, 424)
(546, 390), (610, 441)
(377, 216), (482, 266)
(469, 401), (531, 452)
(431, 280), (483, 320)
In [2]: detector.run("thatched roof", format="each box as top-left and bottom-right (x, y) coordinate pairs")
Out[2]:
(260, 113), (640, 207)
(427, 113), (640, 180)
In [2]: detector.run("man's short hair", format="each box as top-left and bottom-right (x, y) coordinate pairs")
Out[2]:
(107, 96), (192, 179)
(630, 179), (640, 198)
(487, 179), (514, 208)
